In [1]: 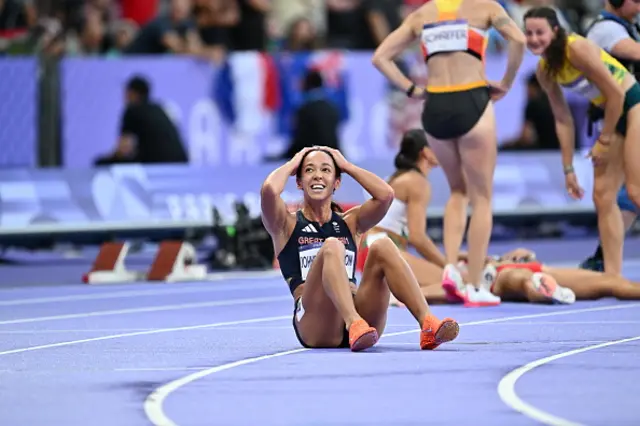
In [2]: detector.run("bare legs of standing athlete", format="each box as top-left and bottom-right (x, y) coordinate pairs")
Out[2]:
(590, 105), (640, 276)
(427, 102), (501, 306)
(592, 133), (625, 276)
(622, 105), (640, 214)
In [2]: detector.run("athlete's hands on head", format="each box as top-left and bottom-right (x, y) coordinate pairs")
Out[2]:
(314, 146), (353, 173)
(288, 147), (314, 176)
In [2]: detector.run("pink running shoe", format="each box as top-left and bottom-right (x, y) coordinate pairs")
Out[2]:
(442, 264), (466, 303)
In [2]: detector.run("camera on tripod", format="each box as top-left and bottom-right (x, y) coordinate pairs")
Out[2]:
(207, 201), (275, 271)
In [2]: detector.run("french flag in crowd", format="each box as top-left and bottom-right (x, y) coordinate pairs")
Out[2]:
(274, 51), (350, 137)
(214, 52), (280, 133)
(214, 51), (349, 137)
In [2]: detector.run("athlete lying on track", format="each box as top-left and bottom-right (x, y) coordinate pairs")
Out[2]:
(419, 248), (640, 305)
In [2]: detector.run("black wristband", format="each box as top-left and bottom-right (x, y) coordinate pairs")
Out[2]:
(406, 83), (416, 97)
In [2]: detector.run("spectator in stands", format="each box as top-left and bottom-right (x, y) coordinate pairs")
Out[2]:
(282, 17), (318, 51)
(123, 0), (201, 54)
(107, 19), (137, 55)
(193, 0), (238, 62)
(120, 0), (159, 27)
(0, 0), (37, 38)
(0, 0), (37, 52)
(500, 72), (560, 151)
(361, 0), (401, 49)
(230, 0), (270, 51)
(271, 0), (325, 41)
(325, 0), (362, 49)
(65, 6), (108, 55)
(94, 76), (189, 165)
(270, 69), (341, 161)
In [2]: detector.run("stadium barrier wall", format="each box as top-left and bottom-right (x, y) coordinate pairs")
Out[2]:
(0, 58), (38, 168)
(0, 152), (596, 239)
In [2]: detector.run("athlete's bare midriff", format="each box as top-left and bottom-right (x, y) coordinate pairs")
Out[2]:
(410, 0), (496, 88)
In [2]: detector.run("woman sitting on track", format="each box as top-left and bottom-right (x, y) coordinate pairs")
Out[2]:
(260, 146), (459, 352)
(524, 7), (640, 277)
(372, 0), (526, 306)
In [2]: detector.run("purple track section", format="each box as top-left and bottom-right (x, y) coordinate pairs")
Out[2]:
(0, 238), (639, 426)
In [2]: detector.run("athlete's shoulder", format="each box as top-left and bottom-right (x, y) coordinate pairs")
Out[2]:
(567, 33), (600, 57)
(404, 170), (428, 192)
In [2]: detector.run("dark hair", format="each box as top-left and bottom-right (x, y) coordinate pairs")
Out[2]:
(391, 129), (428, 180)
(126, 75), (151, 101)
(295, 148), (344, 213)
(523, 7), (567, 78)
(303, 69), (324, 92)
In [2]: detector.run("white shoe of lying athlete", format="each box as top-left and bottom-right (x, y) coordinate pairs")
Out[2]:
(480, 264), (498, 291)
(442, 263), (466, 303)
(464, 284), (501, 307)
(531, 272), (576, 304)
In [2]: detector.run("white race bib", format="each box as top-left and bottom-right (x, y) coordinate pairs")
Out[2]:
(299, 242), (356, 281)
(421, 23), (469, 56)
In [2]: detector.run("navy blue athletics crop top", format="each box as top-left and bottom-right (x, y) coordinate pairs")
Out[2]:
(277, 210), (358, 295)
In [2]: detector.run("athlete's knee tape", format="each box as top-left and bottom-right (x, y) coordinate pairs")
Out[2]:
(617, 185), (638, 213)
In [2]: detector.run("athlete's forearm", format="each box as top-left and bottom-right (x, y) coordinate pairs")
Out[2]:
(372, 58), (415, 93)
(343, 164), (394, 202)
(501, 39), (525, 88)
(412, 236), (447, 268)
(262, 160), (297, 196)
(555, 119), (575, 168)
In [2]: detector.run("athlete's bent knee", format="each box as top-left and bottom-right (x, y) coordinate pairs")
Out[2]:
(368, 236), (397, 258)
(322, 237), (346, 259)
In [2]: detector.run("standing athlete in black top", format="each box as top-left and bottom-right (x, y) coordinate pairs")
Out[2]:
(260, 146), (459, 352)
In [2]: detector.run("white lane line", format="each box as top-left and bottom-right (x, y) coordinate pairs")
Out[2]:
(143, 302), (640, 426)
(482, 320), (640, 325)
(0, 296), (289, 326)
(0, 315), (291, 356)
(497, 335), (640, 426)
(0, 271), (282, 306)
(0, 329), (160, 334)
(384, 340), (610, 347)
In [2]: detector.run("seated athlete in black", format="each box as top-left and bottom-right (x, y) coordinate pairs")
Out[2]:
(260, 146), (459, 351)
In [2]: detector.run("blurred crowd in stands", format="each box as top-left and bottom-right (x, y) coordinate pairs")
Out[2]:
(0, 0), (611, 59)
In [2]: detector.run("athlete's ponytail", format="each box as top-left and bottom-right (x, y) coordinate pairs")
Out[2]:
(390, 129), (428, 180)
(524, 7), (567, 78)
(330, 201), (344, 213)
